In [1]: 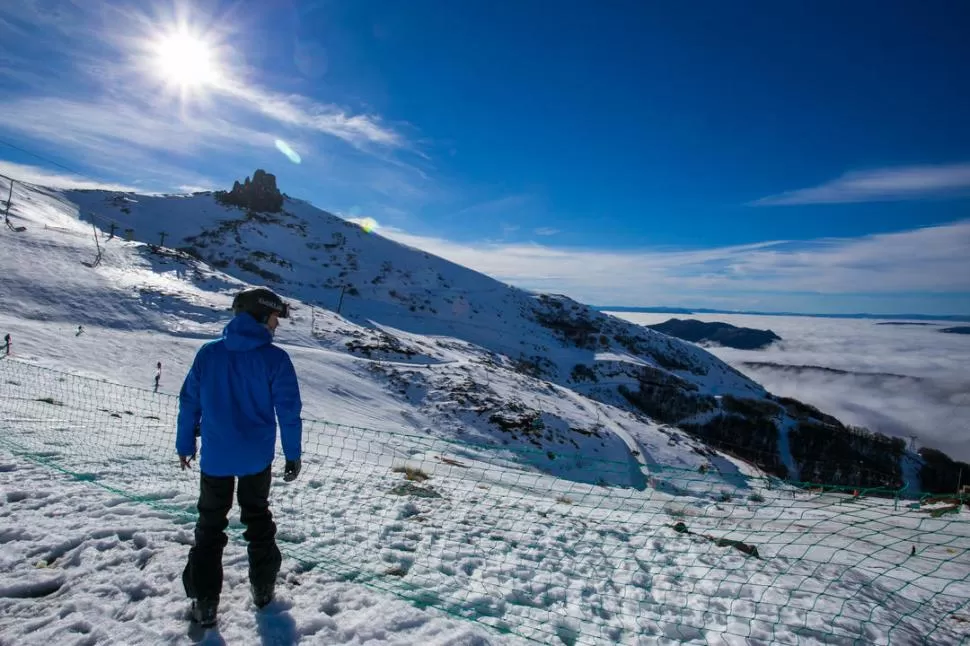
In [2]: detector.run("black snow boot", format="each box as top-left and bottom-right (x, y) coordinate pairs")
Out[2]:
(251, 582), (275, 609)
(191, 597), (219, 626)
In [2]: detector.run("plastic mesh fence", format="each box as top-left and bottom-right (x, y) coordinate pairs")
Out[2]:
(1, 358), (968, 645)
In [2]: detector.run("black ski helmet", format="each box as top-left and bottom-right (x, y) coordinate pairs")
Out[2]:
(232, 287), (290, 324)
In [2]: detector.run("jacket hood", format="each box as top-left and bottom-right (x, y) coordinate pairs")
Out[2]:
(222, 313), (273, 351)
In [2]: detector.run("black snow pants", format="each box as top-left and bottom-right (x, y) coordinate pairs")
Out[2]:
(182, 465), (282, 600)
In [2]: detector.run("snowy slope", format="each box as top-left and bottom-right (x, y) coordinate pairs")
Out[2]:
(6, 177), (942, 488)
(64, 185), (758, 395)
(1, 178), (737, 489)
(2, 370), (969, 646)
(61, 185), (805, 470)
(2, 177), (969, 645)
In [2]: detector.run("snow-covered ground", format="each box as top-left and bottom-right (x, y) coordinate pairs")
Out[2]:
(0, 453), (506, 646)
(1, 178), (969, 644)
(3, 363), (969, 645)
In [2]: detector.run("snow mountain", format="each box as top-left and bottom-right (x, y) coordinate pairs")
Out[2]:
(2, 172), (969, 646)
(1, 170), (956, 493)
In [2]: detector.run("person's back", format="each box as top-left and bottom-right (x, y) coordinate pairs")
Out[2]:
(176, 287), (302, 626)
(178, 314), (301, 475)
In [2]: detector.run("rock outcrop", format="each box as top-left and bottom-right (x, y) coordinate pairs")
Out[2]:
(217, 169), (283, 213)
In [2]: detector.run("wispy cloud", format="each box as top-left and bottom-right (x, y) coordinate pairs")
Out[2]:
(378, 220), (970, 308)
(0, 160), (141, 192)
(534, 227), (560, 236)
(0, 0), (417, 196)
(0, 15), (28, 38)
(0, 96), (265, 190)
(218, 81), (402, 150)
(752, 163), (970, 206)
(177, 183), (221, 194)
(0, 97), (276, 158)
(0, 0), (89, 40)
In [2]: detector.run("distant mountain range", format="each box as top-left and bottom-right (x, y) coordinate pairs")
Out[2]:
(646, 318), (782, 350)
(941, 326), (970, 335)
(596, 306), (970, 323)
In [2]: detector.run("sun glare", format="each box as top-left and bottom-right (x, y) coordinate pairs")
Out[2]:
(152, 28), (220, 91)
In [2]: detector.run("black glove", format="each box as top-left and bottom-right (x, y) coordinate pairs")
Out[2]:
(283, 459), (301, 482)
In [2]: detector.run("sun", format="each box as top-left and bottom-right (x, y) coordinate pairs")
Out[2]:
(150, 27), (221, 92)
(121, 2), (235, 107)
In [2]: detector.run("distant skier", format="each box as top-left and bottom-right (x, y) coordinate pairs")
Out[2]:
(176, 287), (302, 626)
(75, 325), (84, 337)
(2, 333), (9, 356)
(154, 361), (162, 392)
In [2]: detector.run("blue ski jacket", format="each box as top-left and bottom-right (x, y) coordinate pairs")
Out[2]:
(176, 313), (303, 477)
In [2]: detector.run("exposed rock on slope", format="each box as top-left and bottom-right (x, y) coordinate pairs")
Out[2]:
(215, 169), (284, 213)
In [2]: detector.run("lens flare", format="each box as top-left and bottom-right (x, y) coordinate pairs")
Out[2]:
(358, 217), (378, 233)
(274, 139), (302, 164)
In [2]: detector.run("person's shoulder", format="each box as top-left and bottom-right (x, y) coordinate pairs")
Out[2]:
(265, 342), (291, 359)
(196, 338), (226, 358)
(201, 338), (225, 350)
(264, 343), (294, 365)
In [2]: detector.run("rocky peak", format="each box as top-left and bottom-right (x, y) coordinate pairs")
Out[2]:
(218, 169), (283, 213)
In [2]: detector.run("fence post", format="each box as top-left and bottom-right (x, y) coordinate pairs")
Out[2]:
(337, 284), (347, 315)
(90, 220), (102, 267)
(2, 179), (12, 225)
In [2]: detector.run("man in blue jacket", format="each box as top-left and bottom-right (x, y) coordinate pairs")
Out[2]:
(176, 287), (303, 626)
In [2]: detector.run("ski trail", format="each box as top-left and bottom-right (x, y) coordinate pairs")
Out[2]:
(550, 383), (649, 490)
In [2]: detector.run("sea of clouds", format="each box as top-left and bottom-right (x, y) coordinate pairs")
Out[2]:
(610, 313), (970, 463)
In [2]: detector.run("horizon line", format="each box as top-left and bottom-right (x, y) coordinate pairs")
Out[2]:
(593, 306), (970, 320)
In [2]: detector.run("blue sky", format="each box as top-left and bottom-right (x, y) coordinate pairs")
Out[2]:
(1, 0), (968, 314)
